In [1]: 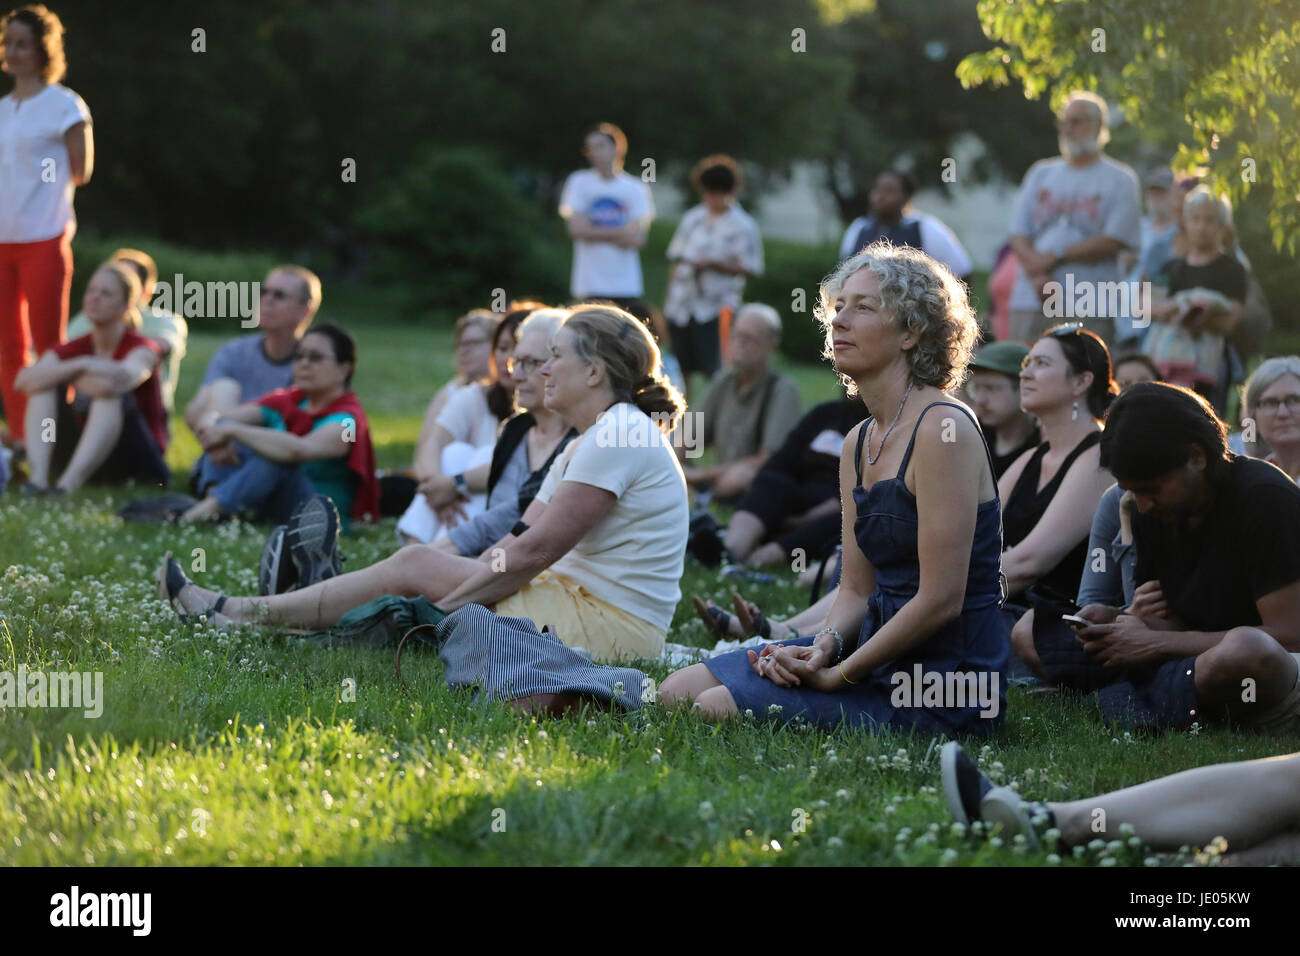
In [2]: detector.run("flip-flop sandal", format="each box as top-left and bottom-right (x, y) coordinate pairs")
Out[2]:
(157, 552), (230, 624)
(731, 591), (774, 639)
(692, 596), (734, 639)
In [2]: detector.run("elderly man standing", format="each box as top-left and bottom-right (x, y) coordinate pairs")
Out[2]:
(682, 302), (801, 502)
(1007, 91), (1141, 346)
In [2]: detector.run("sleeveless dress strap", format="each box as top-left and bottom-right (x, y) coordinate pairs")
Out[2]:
(854, 419), (870, 486)
(896, 401), (998, 483)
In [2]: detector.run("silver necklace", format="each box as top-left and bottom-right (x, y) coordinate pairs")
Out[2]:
(865, 381), (914, 465)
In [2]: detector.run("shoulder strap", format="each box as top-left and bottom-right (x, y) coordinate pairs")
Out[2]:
(754, 372), (780, 448)
(896, 401), (997, 482)
(853, 419), (870, 486)
(487, 413), (534, 498)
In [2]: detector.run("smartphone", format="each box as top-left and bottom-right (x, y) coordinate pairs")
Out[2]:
(1061, 613), (1089, 627)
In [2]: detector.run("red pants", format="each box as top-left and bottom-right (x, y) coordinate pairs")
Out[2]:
(0, 227), (73, 440)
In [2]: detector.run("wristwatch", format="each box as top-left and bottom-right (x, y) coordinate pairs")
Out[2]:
(452, 473), (468, 494)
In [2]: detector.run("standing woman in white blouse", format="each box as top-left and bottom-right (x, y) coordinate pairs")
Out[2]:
(0, 4), (92, 448)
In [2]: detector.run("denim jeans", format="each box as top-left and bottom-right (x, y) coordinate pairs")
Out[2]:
(195, 442), (313, 524)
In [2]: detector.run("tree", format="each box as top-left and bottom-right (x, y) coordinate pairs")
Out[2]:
(957, 0), (1300, 254)
(815, 0), (1056, 223)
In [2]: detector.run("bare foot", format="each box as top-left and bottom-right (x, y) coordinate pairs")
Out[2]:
(748, 542), (786, 568)
(179, 496), (222, 523)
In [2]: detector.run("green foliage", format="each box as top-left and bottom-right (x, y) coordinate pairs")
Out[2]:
(958, 0), (1300, 254)
(357, 147), (569, 312)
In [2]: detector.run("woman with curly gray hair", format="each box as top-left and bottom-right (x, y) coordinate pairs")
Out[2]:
(662, 242), (1011, 733)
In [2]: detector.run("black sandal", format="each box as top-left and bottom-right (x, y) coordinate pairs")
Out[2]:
(692, 596), (734, 639)
(157, 552), (230, 624)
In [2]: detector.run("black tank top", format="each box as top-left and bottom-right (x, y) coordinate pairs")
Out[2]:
(1002, 431), (1101, 601)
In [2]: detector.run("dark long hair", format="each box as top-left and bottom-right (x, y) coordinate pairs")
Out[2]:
(485, 303), (540, 421)
(1100, 382), (1230, 482)
(1042, 323), (1119, 419)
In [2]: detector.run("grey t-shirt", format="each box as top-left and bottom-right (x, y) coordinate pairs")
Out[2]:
(446, 439), (531, 556)
(1009, 155), (1142, 311)
(1077, 483), (1138, 608)
(201, 334), (295, 402)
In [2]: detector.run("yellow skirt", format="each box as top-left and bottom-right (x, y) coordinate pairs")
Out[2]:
(495, 570), (666, 664)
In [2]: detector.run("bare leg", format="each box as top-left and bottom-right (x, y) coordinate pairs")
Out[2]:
(180, 496), (221, 523)
(1223, 830), (1300, 866)
(748, 542), (787, 567)
(1010, 608), (1047, 677)
(1194, 627), (1299, 719)
(723, 511), (765, 562)
(695, 684), (740, 720)
(1050, 753), (1300, 852)
(56, 396), (123, 491)
(169, 544), (483, 630)
(659, 662), (723, 706)
(22, 389), (57, 487)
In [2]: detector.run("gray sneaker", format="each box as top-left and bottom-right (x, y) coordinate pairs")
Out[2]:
(980, 786), (1041, 850)
(285, 494), (342, 589)
(258, 524), (296, 595)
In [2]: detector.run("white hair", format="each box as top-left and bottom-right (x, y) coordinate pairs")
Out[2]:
(1061, 90), (1111, 149)
(1183, 187), (1234, 231)
(735, 302), (782, 343)
(517, 307), (566, 343)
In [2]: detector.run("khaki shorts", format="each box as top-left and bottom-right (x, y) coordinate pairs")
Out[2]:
(1238, 653), (1300, 735)
(496, 570), (666, 664)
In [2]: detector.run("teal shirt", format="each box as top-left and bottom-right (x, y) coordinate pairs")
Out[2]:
(260, 403), (359, 530)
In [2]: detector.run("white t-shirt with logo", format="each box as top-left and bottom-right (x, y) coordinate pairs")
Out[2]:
(534, 403), (688, 631)
(559, 169), (655, 298)
(1008, 155), (1142, 311)
(0, 84), (93, 242)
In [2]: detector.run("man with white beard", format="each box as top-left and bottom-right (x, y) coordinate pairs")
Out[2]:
(1006, 91), (1142, 346)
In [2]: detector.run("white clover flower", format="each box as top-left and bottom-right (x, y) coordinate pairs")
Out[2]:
(1099, 857), (1117, 867)
(698, 801), (715, 820)
(1046, 853), (1062, 865)
(827, 836), (844, 848)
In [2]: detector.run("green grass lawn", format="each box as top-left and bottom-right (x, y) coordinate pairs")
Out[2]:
(0, 319), (1290, 866)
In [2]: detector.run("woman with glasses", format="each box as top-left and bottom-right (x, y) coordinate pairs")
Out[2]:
(158, 305), (689, 665)
(15, 261), (167, 493)
(429, 309), (577, 557)
(179, 321), (378, 530)
(396, 305), (530, 544)
(1238, 356), (1300, 483)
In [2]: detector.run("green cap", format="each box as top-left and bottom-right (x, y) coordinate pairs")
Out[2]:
(970, 341), (1029, 378)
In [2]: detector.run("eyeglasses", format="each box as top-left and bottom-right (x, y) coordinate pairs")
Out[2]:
(292, 349), (334, 364)
(1257, 395), (1300, 414)
(507, 357), (546, 376)
(262, 288), (307, 302)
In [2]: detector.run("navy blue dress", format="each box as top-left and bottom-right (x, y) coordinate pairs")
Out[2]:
(704, 401), (1010, 734)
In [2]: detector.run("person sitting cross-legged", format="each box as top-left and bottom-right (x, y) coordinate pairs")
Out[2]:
(15, 261), (169, 494)
(660, 242), (1009, 732)
(157, 305), (690, 665)
(1014, 382), (1300, 732)
(180, 321), (379, 530)
(681, 302), (801, 502)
